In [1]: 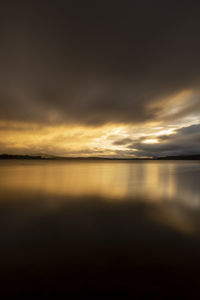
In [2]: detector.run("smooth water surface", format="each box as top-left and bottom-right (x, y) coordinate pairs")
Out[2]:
(1, 159), (200, 204)
(1, 160), (200, 297)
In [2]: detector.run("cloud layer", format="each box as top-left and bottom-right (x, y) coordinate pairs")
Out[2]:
(0, 1), (200, 126)
(113, 124), (200, 157)
(0, 1), (200, 156)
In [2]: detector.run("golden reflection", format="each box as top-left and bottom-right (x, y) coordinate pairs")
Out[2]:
(0, 161), (132, 199)
(1, 160), (200, 234)
(0, 161), (199, 206)
(151, 206), (196, 234)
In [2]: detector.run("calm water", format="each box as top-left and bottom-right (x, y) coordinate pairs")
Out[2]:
(1, 160), (200, 297)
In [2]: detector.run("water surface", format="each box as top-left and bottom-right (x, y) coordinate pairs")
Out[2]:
(1, 159), (200, 203)
(1, 160), (200, 297)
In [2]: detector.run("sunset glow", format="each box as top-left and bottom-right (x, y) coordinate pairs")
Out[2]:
(0, 2), (199, 159)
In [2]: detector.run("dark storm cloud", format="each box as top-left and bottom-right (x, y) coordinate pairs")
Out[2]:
(113, 138), (133, 146)
(128, 123), (200, 157)
(0, 0), (200, 125)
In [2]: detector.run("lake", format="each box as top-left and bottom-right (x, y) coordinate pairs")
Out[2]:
(1, 160), (200, 297)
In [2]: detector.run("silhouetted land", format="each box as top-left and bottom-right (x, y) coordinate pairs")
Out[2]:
(157, 154), (200, 160)
(0, 154), (43, 160)
(1, 154), (200, 160)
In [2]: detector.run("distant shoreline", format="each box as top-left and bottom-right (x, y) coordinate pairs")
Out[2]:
(0, 154), (200, 160)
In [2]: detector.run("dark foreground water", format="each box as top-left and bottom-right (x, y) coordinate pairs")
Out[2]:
(1, 160), (200, 298)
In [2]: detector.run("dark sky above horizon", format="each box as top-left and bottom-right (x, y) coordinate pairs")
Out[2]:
(0, 0), (200, 157)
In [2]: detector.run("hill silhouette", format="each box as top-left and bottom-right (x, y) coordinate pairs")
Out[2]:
(0, 154), (200, 160)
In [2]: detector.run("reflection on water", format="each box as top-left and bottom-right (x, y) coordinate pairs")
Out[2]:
(1, 160), (200, 297)
(1, 160), (200, 206)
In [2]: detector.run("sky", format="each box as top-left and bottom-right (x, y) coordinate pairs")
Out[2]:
(0, 0), (200, 158)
